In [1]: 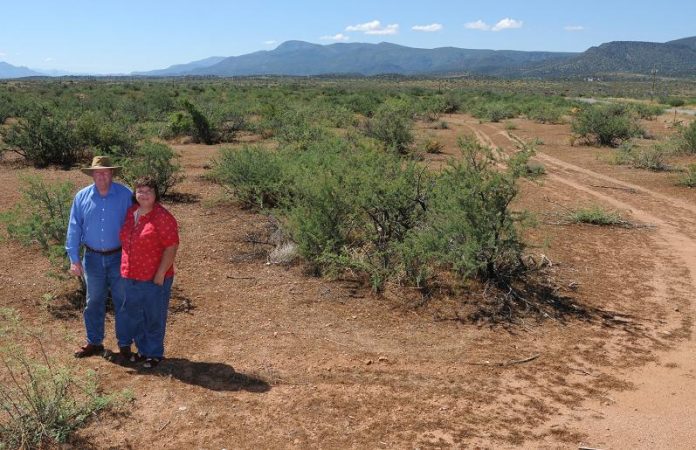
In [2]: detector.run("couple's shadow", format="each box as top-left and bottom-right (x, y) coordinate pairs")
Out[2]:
(125, 357), (271, 393)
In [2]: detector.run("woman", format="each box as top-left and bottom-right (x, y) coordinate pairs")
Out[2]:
(120, 176), (179, 368)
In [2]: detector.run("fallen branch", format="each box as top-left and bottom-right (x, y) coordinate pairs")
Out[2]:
(467, 354), (541, 367)
(590, 184), (637, 194)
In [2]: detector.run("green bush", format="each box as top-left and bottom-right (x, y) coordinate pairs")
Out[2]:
(163, 111), (194, 139)
(364, 101), (414, 154)
(677, 164), (696, 187)
(182, 100), (214, 144)
(210, 145), (287, 209)
(475, 102), (518, 123)
(0, 176), (74, 272)
(679, 120), (696, 154)
(119, 142), (183, 197)
(571, 104), (643, 147)
(629, 103), (664, 120)
(401, 136), (526, 281)
(0, 310), (127, 449)
(568, 205), (623, 225)
(0, 107), (83, 168)
(630, 145), (669, 171)
(74, 111), (137, 156)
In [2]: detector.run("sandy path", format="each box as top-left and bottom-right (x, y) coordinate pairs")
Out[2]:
(470, 121), (696, 449)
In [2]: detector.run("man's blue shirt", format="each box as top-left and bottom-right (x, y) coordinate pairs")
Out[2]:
(65, 182), (133, 263)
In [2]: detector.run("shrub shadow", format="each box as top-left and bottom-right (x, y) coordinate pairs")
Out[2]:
(131, 358), (271, 393)
(164, 192), (201, 204)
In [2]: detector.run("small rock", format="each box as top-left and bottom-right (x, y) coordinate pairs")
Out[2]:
(179, 406), (188, 411)
(365, 359), (373, 365)
(378, 356), (388, 362)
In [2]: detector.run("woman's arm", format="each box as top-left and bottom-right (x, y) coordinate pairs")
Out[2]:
(153, 244), (179, 285)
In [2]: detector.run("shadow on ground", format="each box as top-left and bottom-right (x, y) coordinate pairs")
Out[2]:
(130, 358), (271, 393)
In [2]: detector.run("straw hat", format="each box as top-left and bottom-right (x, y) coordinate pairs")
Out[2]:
(80, 156), (122, 176)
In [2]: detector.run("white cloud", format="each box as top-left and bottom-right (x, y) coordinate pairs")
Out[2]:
(564, 25), (584, 32)
(346, 20), (399, 35)
(492, 18), (523, 31)
(465, 20), (490, 31)
(0, 51), (6, 57)
(44, 57), (54, 62)
(320, 33), (350, 42)
(264, 40), (277, 45)
(412, 23), (443, 32)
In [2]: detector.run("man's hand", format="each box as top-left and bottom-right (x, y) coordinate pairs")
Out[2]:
(69, 262), (84, 277)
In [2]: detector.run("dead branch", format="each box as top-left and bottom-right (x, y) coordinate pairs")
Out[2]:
(589, 184), (638, 194)
(467, 353), (541, 367)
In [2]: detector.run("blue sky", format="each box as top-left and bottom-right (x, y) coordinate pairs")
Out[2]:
(1, 0), (694, 74)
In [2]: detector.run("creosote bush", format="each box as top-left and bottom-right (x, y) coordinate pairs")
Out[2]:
(0, 107), (83, 168)
(211, 133), (529, 292)
(677, 164), (696, 187)
(568, 205), (623, 226)
(118, 142), (183, 197)
(364, 101), (414, 154)
(0, 176), (74, 273)
(0, 309), (129, 449)
(571, 104), (643, 147)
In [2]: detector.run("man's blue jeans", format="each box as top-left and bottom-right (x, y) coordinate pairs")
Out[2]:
(82, 251), (127, 347)
(122, 277), (173, 358)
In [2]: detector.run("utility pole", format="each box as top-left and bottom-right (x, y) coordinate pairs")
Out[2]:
(651, 66), (658, 101)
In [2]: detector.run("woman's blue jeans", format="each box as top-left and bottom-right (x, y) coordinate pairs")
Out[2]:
(82, 251), (127, 346)
(122, 277), (173, 358)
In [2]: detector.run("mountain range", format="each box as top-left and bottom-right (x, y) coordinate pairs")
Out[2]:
(2, 36), (695, 79)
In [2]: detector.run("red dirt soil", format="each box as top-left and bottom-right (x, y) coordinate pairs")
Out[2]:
(1, 112), (695, 449)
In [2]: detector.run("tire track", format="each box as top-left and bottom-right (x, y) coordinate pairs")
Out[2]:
(468, 121), (696, 449)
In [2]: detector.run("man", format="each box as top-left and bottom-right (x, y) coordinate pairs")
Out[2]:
(66, 156), (133, 358)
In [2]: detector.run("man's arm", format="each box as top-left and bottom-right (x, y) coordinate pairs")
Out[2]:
(65, 195), (83, 276)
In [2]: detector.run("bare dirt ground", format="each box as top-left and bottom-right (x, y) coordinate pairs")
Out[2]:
(1, 111), (696, 449)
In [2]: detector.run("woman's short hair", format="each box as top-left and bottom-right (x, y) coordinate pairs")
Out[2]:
(133, 176), (160, 203)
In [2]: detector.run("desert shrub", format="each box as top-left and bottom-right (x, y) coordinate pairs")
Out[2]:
(401, 135), (526, 282)
(629, 103), (664, 120)
(522, 162), (546, 178)
(163, 111), (194, 139)
(568, 205), (623, 225)
(364, 101), (414, 154)
(119, 142), (183, 197)
(0, 176), (74, 272)
(0, 107), (83, 168)
(677, 164), (696, 187)
(0, 310), (128, 449)
(423, 138), (444, 154)
(630, 145), (669, 171)
(526, 104), (565, 124)
(679, 120), (696, 154)
(475, 102), (518, 123)
(74, 111), (137, 156)
(662, 97), (686, 107)
(287, 147), (429, 290)
(272, 108), (329, 150)
(571, 104), (643, 147)
(210, 145), (287, 209)
(182, 100), (214, 144)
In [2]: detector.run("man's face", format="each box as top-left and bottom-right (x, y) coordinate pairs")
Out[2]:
(91, 169), (113, 190)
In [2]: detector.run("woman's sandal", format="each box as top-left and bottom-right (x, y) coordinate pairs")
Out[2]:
(143, 357), (161, 369)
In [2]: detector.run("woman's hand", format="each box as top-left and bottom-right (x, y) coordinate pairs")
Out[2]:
(153, 272), (165, 286)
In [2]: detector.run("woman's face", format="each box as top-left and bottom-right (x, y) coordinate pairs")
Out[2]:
(135, 186), (156, 209)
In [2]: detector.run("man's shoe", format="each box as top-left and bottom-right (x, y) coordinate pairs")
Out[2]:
(74, 343), (105, 358)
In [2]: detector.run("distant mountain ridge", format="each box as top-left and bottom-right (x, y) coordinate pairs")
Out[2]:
(522, 37), (696, 77)
(131, 56), (227, 76)
(0, 62), (42, 79)
(136, 41), (578, 77)
(2, 36), (695, 79)
(133, 36), (696, 78)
